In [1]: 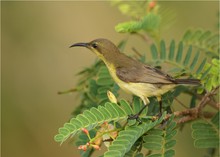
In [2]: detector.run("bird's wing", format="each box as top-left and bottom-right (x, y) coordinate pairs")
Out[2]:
(116, 64), (175, 84)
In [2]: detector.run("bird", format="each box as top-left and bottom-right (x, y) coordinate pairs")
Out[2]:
(70, 38), (200, 120)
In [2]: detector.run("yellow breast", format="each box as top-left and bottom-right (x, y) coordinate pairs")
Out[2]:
(105, 63), (175, 104)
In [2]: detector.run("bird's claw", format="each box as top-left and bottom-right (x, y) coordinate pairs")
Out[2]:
(128, 114), (142, 123)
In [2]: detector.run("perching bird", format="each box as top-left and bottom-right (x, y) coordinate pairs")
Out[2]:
(70, 38), (200, 119)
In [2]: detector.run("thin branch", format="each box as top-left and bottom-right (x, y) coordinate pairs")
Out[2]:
(132, 47), (143, 59)
(165, 86), (220, 124)
(185, 89), (220, 110)
(174, 97), (188, 109)
(197, 86), (220, 111)
(135, 32), (152, 44)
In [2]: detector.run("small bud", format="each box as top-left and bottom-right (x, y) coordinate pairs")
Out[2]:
(78, 145), (87, 151)
(107, 90), (117, 103)
(81, 128), (89, 135)
(149, 0), (156, 9)
(92, 144), (101, 150)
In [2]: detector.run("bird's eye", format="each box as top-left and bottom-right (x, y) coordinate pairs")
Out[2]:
(92, 43), (98, 48)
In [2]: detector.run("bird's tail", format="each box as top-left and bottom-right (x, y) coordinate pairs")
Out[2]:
(174, 78), (201, 85)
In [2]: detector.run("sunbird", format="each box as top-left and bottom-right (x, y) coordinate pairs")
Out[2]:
(70, 38), (200, 119)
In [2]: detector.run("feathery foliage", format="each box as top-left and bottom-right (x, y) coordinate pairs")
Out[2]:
(196, 58), (220, 93)
(192, 112), (219, 148)
(54, 100), (127, 143)
(144, 116), (177, 157)
(148, 40), (206, 77)
(182, 29), (219, 58)
(113, 0), (161, 41)
(65, 61), (119, 116)
(104, 113), (166, 157)
(55, 1), (219, 157)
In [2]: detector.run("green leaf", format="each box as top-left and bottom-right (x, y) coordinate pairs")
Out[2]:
(104, 150), (122, 157)
(182, 29), (219, 58)
(115, 21), (142, 33)
(191, 112), (220, 148)
(191, 29), (203, 41)
(151, 44), (158, 60)
(166, 122), (176, 133)
(211, 111), (219, 127)
(192, 129), (217, 139)
(144, 135), (163, 143)
(189, 95), (196, 108)
(143, 116), (177, 157)
(118, 4), (130, 15)
(168, 40), (175, 60)
(115, 11), (161, 34)
(176, 41), (183, 63)
(147, 154), (161, 157)
(90, 107), (104, 121)
(105, 102), (120, 118)
(125, 139), (143, 157)
(147, 128), (164, 135)
(120, 99), (134, 115)
(160, 40), (166, 60)
(54, 134), (64, 142)
(183, 45), (192, 66)
(194, 139), (219, 148)
(133, 96), (146, 115)
(164, 149), (175, 157)
(59, 128), (70, 136)
(70, 119), (83, 128)
(135, 153), (144, 157)
(198, 30), (211, 42)
(190, 51), (200, 70)
(112, 1), (148, 18)
(64, 123), (75, 132)
(165, 140), (176, 149)
(200, 65), (212, 80)
(117, 39), (128, 52)
(54, 102), (128, 143)
(165, 130), (177, 140)
(196, 58), (206, 75)
(97, 78), (114, 86)
(143, 142), (162, 150)
(133, 96), (141, 114)
(182, 29), (192, 41)
(141, 13), (161, 32)
(83, 110), (97, 123)
(98, 106), (111, 120)
(143, 134), (163, 150)
(76, 114), (90, 126)
(104, 115), (166, 157)
(96, 67), (114, 86)
(98, 86), (110, 94)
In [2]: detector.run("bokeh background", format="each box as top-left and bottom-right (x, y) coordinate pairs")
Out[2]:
(2, 1), (219, 157)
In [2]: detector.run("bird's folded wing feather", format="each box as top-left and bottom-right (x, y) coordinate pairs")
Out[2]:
(116, 65), (175, 84)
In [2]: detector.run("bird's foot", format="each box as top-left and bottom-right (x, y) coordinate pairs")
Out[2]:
(156, 111), (162, 118)
(127, 114), (142, 123)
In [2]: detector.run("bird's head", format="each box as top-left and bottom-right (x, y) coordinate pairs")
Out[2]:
(70, 38), (120, 62)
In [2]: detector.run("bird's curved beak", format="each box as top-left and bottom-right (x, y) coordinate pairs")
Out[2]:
(69, 42), (88, 48)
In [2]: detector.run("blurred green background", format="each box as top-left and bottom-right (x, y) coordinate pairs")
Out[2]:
(2, 1), (218, 157)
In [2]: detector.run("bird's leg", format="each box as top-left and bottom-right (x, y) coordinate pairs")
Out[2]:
(127, 98), (149, 122)
(138, 104), (149, 116)
(157, 96), (168, 127)
(157, 96), (162, 117)
(127, 105), (147, 122)
(158, 100), (162, 117)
